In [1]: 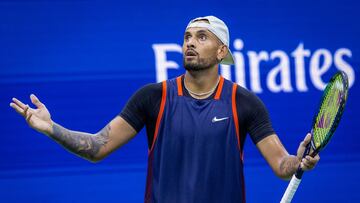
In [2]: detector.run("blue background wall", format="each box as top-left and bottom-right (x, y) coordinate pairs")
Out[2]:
(1, 0), (359, 202)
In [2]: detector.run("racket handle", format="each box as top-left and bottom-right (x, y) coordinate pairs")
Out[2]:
(280, 175), (302, 203)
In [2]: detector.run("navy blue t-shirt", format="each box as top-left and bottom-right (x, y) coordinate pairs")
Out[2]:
(120, 76), (275, 149)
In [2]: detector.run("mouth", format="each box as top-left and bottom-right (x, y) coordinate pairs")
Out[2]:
(185, 50), (198, 59)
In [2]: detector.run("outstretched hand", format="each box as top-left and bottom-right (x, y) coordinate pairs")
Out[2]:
(296, 133), (320, 171)
(10, 94), (53, 135)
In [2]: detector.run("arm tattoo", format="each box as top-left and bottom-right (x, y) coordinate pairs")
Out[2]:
(50, 123), (111, 161)
(279, 155), (300, 178)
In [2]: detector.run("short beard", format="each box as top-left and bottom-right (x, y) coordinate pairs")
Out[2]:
(183, 56), (220, 72)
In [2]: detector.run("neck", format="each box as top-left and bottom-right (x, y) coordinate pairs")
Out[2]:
(184, 65), (219, 94)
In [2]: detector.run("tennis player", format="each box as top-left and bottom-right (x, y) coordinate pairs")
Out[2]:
(10, 16), (319, 203)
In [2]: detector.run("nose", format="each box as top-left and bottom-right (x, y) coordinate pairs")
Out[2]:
(185, 37), (196, 49)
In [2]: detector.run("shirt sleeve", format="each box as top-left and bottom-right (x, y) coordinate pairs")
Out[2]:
(119, 82), (162, 133)
(236, 86), (275, 144)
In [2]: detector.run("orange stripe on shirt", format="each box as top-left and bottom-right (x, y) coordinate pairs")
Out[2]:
(232, 83), (241, 152)
(149, 81), (167, 154)
(214, 76), (224, 100)
(176, 76), (183, 96)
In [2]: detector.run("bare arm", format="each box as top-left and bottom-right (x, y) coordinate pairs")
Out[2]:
(256, 134), (320, 180)
(10, 94), (137, 162)
(49, 116), (136, 162)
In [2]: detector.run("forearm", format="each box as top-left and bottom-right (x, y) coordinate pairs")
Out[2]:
(278, 155), (301, 180)
(48, 122), (110, 162)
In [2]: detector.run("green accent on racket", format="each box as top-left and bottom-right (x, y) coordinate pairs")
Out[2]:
(280, 71), (349, 203)
(311, 71), (349, 154)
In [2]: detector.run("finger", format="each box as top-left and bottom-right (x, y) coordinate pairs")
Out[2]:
(12, 97), (27, 109)
(300, 162), (305, 170)
(301, 163), (311, 170)
(303, 157), (314, 165)
(302, 157), (316, 169)
(301, 159), (312, 170)
(26, 111), (33, 123)
(23, 105), (31, 118)
(305, 155), (316, 161)
(30, 94), (44, 109)
(305, 155), (320, 165)
(301, 133), (312, 147)
(10, 102), (26, 116)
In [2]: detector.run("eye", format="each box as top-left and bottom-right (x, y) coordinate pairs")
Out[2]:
(184, 34), (191, 41)
(199, 34), (207, 41)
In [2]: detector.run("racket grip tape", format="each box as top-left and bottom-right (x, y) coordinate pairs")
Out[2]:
(280, 175), (302, 203)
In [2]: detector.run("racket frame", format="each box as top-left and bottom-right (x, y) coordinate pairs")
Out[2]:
(280, 71), (349, 203)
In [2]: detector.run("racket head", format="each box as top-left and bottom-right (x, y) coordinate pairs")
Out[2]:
(310, 71), (349, 154)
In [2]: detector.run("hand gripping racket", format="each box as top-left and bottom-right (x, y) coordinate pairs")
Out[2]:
(280, 71), (349, 203)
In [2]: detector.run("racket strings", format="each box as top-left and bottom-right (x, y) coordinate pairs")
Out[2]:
(313, 76), (345, 148)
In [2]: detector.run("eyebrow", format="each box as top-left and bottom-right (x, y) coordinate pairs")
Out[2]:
(196, 30), (209, 34)
(184, 29), (210, 35)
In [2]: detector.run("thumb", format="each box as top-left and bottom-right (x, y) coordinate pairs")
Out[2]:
(30, 94), (44, 108)
(301, 133), (312, 147)
(297, 133), (312, 159)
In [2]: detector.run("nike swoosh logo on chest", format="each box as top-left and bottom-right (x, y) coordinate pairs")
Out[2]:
(212, 116), (229, 123)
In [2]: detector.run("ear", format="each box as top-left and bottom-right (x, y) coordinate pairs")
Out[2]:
(217, 45), (228, 61)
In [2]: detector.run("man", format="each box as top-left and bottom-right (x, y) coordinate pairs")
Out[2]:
(10, 16), (319, 202)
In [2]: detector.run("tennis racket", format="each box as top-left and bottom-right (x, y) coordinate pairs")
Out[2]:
(280, 71), (349, 203)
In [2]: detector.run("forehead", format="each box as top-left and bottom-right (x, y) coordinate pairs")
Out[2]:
(184, 27), (214, 36)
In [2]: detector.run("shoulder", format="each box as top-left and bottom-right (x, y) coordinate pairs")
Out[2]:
(136, 82), (163, 95)
(128, 82), (164, 103)
(124, 82), (163, 110)
(235, 85), (264, 107)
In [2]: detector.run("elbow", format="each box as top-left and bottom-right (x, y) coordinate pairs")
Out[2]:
(88, 157), (102, 163)
(85, 153), (105, 163)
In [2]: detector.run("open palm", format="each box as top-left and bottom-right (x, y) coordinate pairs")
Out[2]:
(10, 94), (53, 135)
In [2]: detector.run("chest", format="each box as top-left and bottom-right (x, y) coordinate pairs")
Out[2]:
(161, 96), (235, 142)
